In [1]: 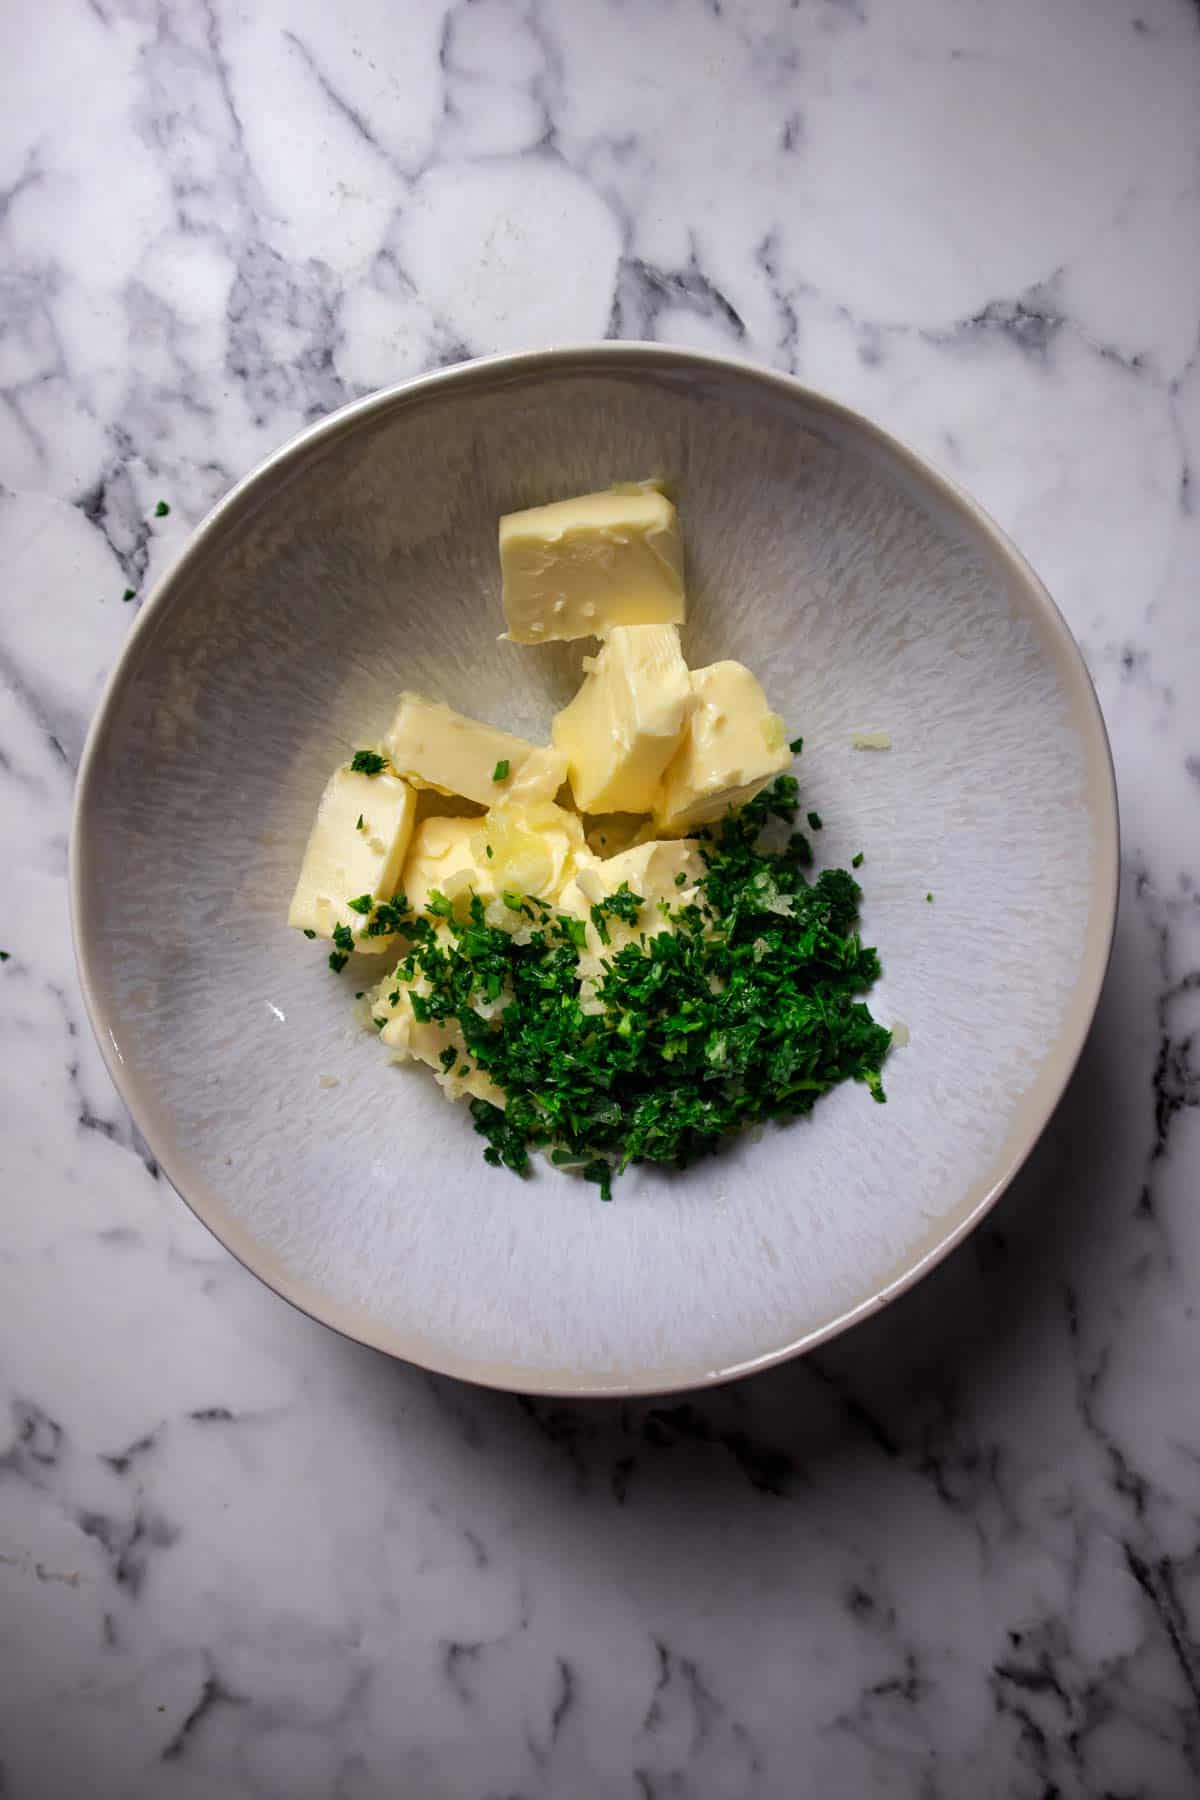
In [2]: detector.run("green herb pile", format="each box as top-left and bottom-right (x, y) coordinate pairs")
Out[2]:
(351, 774), (890, 1201)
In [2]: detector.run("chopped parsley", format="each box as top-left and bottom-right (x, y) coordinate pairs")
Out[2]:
(363, 895), (409, 937)
(350, 750), (386, 776)
(492, 760), (510, 782)
(485, 844), (494, 859)
(122, 587), (136, 602)
(329, 921), (354, 973)
(926, 892), (934, 903)
(852, 852), (864, 869)
(346, 894), (373, 915)
(0, 950), (8, 962)
(674, 871), (688, 887)
(789, 736), (804, 754)
(356, 814), (365, 831)
(375, 778), (890, 1201)
(807, 810), (823, 831)
(302, 928), (317, 939)
(153, 500), (170, 517)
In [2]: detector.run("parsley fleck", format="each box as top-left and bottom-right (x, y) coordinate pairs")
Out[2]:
(789, 736), (804, 754)
(0, 950), (8, 962)
(346, 894), (373, 915)
(355, 991), (364, 999)
(380, 778), (889, 1200)
(492, 760), (510, 782)
(674, 871), (688, 887)
(852, 852), (864, 869)
(154, 500), (170, 517)
(331, 922), (354, 955)
(350, 750), (386, 775)
(356, 814), (365, 831)
(122, 587), (136, 602)
(807, 810), (823, 831)
(329, 949), (350, 973)
(926, 892), (934, 903)
(486, 844), (494, 859)
(361, 895), (410, 938)
(302, 928), (317, 940)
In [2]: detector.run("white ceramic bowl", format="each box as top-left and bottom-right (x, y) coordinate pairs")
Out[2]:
(71, 346), (1118, 1396)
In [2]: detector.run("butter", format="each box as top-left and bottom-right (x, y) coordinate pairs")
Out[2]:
(401, 797), (588, 921)
(384, 692), (537, 807)
(499, 483), (685, 643)
(288, 765), (416, 947)
(376, 952), (506, 1107)
(469, 798), (588, 910)
(505, 745), (569, 805)
(560, 837), (705, 990)
(400, 815), (482, 914)
(654, 661), (790, 833)
(552, 624), (692, 814)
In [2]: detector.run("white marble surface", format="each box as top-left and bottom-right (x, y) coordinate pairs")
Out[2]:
(2, 0), (1199, 1793)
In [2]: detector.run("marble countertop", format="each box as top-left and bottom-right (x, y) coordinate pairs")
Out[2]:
(3, 1), (1199, 1794)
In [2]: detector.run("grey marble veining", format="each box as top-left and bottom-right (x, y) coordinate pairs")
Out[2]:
(2, 0), (1200, 1795)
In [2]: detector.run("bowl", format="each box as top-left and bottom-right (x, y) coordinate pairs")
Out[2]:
(70, 345), (1118, 1396)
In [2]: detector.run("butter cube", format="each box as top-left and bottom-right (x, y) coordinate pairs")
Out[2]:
(505, 745), (569, 805)
(399, 816), (483, 914)
(401, 798), (588, 920)
(654, 661), (790, 833)
(552, 625), (692, 814)
(384, 692), (537, 807)
(560, 837), (705, 990)
(289, 765), (416, 947)
(499, 483), (685, 644)
(379, 984), (506, 1108)
(471, 798), (587, 909)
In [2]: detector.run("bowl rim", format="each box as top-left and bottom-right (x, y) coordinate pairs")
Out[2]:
(69, 341), (1120, 1398)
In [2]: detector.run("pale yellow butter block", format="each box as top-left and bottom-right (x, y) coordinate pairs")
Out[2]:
(400, 816), (484, 914)
(499, 483), (685, 644)
(401, 796), (589, 921)
(375, 958), (506, 1108)
(505, 745), (569, 805)
(559, 837), (705, 988)
(552, 624), (692, 814)
(470, 798), (588, 910)
(653, 661), (790, 834)
(380, 1000), (506, 1108)
(288, 766), (417, 947)
(384, 692), (537, 807)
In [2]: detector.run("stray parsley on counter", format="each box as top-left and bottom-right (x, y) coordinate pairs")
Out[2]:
(362, 776), (890, 1201)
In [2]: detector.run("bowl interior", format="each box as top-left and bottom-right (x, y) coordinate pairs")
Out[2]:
(73, 349), (1115, 1393)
